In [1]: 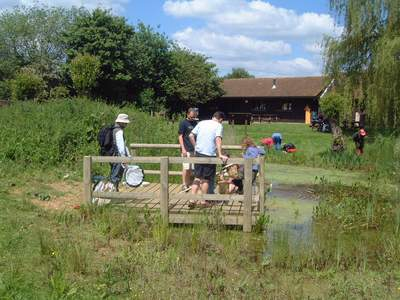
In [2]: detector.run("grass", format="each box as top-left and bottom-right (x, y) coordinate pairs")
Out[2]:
(1, 99), (399, 298)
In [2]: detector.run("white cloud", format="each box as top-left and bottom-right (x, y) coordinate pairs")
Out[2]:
(216, 57), (321, 77)
(173, 27), (291, 60)
(304, 42), (323, 54)
(0, 0), (130, 13)
(164, 0), (339, 76)
(164, 0), (341, 39)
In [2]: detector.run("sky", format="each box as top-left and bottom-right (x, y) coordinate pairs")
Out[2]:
(0, 0), (343, 77)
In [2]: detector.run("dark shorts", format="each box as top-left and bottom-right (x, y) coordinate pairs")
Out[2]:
(194, 153), (216, 180)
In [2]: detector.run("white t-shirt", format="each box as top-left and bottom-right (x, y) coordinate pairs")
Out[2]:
(191, 119), (223, 156)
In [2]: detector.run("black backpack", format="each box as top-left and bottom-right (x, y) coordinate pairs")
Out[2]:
(98, 125), (115, 156)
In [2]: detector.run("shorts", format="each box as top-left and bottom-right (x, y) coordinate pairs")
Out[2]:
(194, 153), (216, 180)
(182, 152), (194, 170)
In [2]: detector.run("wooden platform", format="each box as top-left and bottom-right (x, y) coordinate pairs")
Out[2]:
(114, 183), (261, 225)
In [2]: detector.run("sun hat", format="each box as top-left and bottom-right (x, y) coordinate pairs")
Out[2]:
(115, 113), (130, 124)
(359, 129), (367, 136)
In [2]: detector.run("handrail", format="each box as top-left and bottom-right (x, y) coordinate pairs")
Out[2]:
(130, 143), (243, 151)
(91, 156), (260, 165)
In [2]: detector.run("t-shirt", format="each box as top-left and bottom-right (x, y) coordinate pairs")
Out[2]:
(191, 119), (223, 156)
(178, 119), (198, 153)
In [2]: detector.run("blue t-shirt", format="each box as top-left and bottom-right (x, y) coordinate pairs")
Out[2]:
(243, 146), (265, 171)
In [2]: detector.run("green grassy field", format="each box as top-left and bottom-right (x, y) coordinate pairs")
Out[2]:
(0, 99), (399, 299)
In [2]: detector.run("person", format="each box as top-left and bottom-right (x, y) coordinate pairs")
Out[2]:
(218, 163), (243, 194)
(271, 132), (282, 150)
(352, 127), (367, 155)
(178, 107), (198, 191)
(110, 113), (131, 191)
(242, 137), (265, 184)
(189, 111), (228, 208)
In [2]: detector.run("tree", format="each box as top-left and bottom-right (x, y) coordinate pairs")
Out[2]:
(320, 93), (349, 151)
(224, 68), (255, 79)
(324, 0), (400, 129)
(0, 6), (79, 82)
(163, 47), (223, 112)
(69, 54), (101, 97)
(64, 9), (135, 100)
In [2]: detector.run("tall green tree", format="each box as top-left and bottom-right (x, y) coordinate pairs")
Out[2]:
(324, 0), (400, 129)
(224, 68), (255, 79)
(0, 6), (78, 82)
(164, 47), (223, 112)
(64, 9), (135, 100)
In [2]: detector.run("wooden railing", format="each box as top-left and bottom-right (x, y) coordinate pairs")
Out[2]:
(83, 146), (265, 232)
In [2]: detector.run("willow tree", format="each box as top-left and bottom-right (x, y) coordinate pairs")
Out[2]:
(324, 0), (400, 129)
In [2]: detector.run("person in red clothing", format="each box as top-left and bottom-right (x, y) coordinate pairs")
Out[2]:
(352, 128), (367, 155)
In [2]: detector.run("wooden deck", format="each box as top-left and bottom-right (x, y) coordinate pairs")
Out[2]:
(116, 183), (261, 225)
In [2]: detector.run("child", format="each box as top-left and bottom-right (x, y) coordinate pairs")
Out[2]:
(352, 128), (367, 155)
(242, 137), (265, 184)
(218, 163), (243, 194)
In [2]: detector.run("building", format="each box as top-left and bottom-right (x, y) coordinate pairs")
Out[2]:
(200, 76), (328, 124)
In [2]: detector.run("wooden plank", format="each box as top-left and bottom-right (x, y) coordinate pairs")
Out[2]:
(259, 155), (265, 214)
(130, 143), (243, 151)
(169, 157), (259, 165)
(92, 156), (161, 163)
(160, 157), (169, 223)
(142, 170), (181, 176)
(243, 159), (253, 232)
(170, 193), (245, 202)
(83, 156), (92, 203)
(92, 191), (156, 200)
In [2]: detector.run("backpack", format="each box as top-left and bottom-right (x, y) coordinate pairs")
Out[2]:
(98, 125), (115, 156)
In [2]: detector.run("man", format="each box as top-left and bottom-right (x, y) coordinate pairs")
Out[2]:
(110, 113), (131, 191)
(178, 108), (198, 191)
(352, 127), (367, 155)
(189, 111), (228, 207)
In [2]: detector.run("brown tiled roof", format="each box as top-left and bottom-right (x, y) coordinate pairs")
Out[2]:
(222, 76), (326, 98)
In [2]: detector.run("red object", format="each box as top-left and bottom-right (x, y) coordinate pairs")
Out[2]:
(359, 129), (367, 136)
(73, 204), (81, 209)
(287, 148), (297, 153)
(261, 137), (274, 148)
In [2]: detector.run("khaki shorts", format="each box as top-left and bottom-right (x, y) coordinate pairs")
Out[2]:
(182, 152), (194, 170)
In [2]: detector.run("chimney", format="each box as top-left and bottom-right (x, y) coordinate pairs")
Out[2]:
(272, 78), (277, 89)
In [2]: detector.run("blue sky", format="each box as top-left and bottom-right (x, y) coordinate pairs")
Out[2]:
(1, 0), (342, 77)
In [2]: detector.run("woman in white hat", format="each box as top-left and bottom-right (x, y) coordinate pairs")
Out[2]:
(110, 113), (131, 190)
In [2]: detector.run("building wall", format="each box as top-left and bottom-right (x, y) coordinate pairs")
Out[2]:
(199, 97), (319, 123)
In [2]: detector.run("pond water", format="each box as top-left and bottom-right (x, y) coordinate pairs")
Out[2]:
(264, 183), (319, 258)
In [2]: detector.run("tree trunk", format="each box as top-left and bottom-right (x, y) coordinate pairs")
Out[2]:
(329, 118), (345, 152)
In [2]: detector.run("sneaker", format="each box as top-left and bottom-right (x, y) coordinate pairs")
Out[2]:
(181, 184), (190, 192)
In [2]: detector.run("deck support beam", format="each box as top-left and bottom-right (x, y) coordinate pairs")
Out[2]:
(83, 156), (92, 203)
(160, 157), (169, 223)
(243, 158), (253, 232)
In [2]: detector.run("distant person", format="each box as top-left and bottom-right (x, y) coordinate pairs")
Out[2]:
(242, 137), (265, 184)
(189, 111), (228, 208)
(110, 113), (131, 191)
(352, 128), (367, 155)
(178, 107), (198, 191)
(272, 132), (282, 150)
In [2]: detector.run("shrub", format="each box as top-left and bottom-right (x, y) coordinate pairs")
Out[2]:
(0, 80), (11, 99)
(11, 68), (46, 101)
(69, 54), (101, 97)
(49, 86), (70, 99)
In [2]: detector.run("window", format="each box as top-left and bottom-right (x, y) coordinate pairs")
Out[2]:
(282, 103), (292, 111)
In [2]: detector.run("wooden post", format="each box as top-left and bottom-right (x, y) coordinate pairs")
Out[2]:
(160, 157), (169, 223)
(259, 155), (265, 214)
(83, 156), (92, 203)
(243, 158), (253, 232)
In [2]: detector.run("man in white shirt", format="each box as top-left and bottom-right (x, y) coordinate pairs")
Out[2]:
(110, 113), (131, 191)
(189, 111), (228, 207)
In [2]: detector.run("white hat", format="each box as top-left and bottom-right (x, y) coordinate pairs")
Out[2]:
(115, 113), (130, 123)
